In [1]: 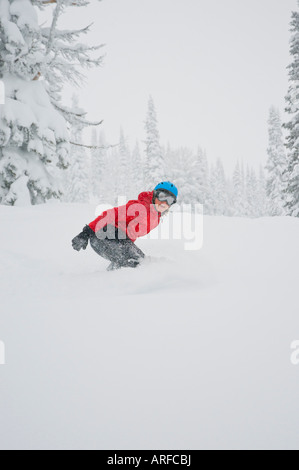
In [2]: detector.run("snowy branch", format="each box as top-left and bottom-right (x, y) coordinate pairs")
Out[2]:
(52, 102), (104, 127)
(70, 141), (119, 150)
(38, 0), (87, 5)
(46, 0), (63, 55)
(41, 24), (93, 43)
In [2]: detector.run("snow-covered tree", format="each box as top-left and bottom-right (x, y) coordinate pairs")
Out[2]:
(118, 128), (131, 197)
(65, 95), (89, 203)
(232, 161), (245, 216)
(144, 96), (165, 189)
(256, 166), (268, 217)
(90, 129), (108, 202)
(284, 2), (299, 217)
(0, 0), (103, 205)
(205, 161), (226, 216)
(164, 142), (174, 178)
(205, 163), (217, 215)
(266, 107), (287, 216)
(226, 178), (235, 217)
(105, 145), (120, 205)
(169, 146), (198, 205)
(164, 144), (202, 206)
(195, 147), (209, 205)
(90, 128), (98, 200)
(33, 0), (104, 128)
(131, 140), (144, 196)
(245, 166), (258, 218)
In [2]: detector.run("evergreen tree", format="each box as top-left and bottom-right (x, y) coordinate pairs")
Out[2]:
(226, 178), (235, 217)
(232, 161), (245, 216)
(33, 0), (103, 128)
(213, 159), (227, 215)
(0, 0), (103, 205)
(118, 128), (131, 197)
(245, 166), (258, 218)
(256, 166), (268, 217)
(206, 163), (217, 215)
(106, 145), (119, 205)
(97, 131), (108, 202)
(144, 96), (165, 189)
(164, 143), (175, 181)
(90, 128), (99, 200)
(266, 107), (287, 216)
(65, 95), (89, 203)
(131, 141), (144, 196)
(90, 129), (108, 202)
(284, 2), (299, 216)
(171, 147), (198, 205)
(195, 146), (209, 205)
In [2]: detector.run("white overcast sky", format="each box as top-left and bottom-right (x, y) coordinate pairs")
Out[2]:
(40, 0), (297, 173)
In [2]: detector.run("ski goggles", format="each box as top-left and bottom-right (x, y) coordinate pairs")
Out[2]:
(155, 190), (177, 206)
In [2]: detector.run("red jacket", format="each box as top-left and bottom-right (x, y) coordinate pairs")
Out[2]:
(89, 191), (161, 242)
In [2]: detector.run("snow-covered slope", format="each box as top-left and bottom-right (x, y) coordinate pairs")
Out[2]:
(0, 203), (299, 450)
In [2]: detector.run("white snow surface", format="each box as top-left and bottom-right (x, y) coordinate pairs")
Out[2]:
(0, 203), (299, 450)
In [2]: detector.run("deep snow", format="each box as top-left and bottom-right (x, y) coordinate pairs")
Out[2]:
(0, 203), (299, 450)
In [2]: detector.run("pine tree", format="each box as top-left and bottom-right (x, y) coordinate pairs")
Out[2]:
(106, 145), (119, 205)
(118, 128), (131, 197)
(245, 166), (258, 218)
(256, 166), (268, 217)
(65, 95), (89, 203)
(170, 146), (198, 205)
(266, 107), (287, 216)
(97, 131), (108, 202)
(226, 178), (234, 217)
(213, 159), (227, 215)
(90, 129), (108, 202)
(195, 146), (209, 205)
(33, 0), (104, 128)
(131, 141), (144, 196)
(206, 163), (217, 215)
(284, 2), (299, 216)
(164, 143), (175, 181)
(144, 96), (165, 190)
(232, 161), (245, 216)
(90, 128), (99, 200)
(0, 0), (103, 205)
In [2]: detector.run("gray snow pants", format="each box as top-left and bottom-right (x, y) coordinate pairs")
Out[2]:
(89, 224), (145, 268)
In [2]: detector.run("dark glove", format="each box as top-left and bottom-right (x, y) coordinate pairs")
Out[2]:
(72, 225), (94, 251)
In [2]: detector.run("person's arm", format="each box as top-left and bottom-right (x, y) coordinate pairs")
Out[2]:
(72, 207), (118, 252)
(72, 225), (94, 251)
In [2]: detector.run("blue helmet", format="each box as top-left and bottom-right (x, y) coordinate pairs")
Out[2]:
(154, 181), (178, 198)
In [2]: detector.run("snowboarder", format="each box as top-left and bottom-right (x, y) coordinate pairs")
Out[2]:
(71, 181), (178, 271)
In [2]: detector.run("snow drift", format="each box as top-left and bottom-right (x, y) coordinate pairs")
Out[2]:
(0, 203), (299, 450)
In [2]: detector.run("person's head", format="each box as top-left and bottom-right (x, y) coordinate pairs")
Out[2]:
(153, 181), (178, 214)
